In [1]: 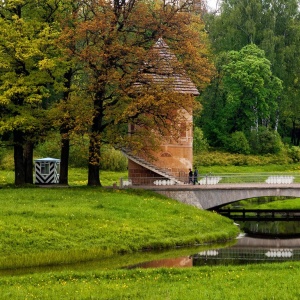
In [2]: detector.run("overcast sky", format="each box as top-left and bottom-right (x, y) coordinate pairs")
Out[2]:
(206, 0), (221, 10)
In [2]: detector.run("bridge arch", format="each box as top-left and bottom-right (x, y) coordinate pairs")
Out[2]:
(153, 185), (300, 210)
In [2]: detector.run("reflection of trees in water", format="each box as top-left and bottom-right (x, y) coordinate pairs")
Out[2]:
(241, 221), (300, 237)
(228, 196), (293, 209)
(225, 196), (300, 237)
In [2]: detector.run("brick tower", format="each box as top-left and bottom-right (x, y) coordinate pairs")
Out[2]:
(123, 38), (199, 185)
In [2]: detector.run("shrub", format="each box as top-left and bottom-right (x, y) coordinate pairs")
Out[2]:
(35, 132), (61, 159)
(249, 127), (284, 155)
(193, 127), (209, 154)
(0, 144), (14, 170)
(101, 146), (127, 171)
(35, 133), (127, 171)
(288, 146), (300, 163)
(225, 131), (250, 154)
(194, 150), (291, 167)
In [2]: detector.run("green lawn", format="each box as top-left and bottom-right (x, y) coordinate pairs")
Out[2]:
(1, 167), (300, 299)
(1, 262), (300, 299)
(0, 168), (127, 187)
(0, 187), (238, 271)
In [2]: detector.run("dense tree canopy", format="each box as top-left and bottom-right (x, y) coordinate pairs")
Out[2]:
(222, 44), (282, 133)
(0, 0), (63, 184)
(0, 0), (214, 185)
(56, 0), (214, 186)
(199, 44), (282, 147)
(199, 0), (300, 150)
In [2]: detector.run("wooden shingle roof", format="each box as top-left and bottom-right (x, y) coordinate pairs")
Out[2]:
(135, 38), (199, 96)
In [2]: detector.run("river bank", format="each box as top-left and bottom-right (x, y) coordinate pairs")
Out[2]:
(1, 170), (300, 298)
(0, 187), (239, 270)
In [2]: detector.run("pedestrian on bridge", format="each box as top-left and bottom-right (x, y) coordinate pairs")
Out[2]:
(188, 169), (193, 184)
(194, 168), (198, 185)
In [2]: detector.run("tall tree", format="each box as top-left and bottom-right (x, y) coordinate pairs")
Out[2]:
(0, 0), (61, 185)
(202, 0), (300, 145)
(221, 44), (282, 134)
(53, 1), (82, 185)
(199, 44), (283, 147)
(59, 0), (214, 186)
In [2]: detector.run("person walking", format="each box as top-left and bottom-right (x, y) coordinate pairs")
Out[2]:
(188, 168), (193, 184)
(193, 168), (198, 185)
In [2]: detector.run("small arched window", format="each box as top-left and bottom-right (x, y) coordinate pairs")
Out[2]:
(161, 152), (172, 157)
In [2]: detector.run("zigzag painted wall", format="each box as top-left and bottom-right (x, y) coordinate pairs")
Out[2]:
(34, 158), (60, 184)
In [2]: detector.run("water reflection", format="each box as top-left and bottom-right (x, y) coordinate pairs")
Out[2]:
(241, 221), (300, 237)
(128, 256), (193, 269)
(0, 242), (234, 276)
(193, 234), (300, 266)
(130, 234), (300, 269)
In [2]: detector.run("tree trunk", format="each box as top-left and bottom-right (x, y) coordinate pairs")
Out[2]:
(88, 134), (101, 186)
(24, 141), (33, 184)
(13, 130), (25, 186)
(88, 91), (104, 186)
(59, 134), (69, 185)
(291, 120), (297, 145)
(59, 69), (73, 185)
(88, 163), (101, 186)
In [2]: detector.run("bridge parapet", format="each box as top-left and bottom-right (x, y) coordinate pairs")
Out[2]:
(121, 173), (300, 187)
(120, 173), (300, 210)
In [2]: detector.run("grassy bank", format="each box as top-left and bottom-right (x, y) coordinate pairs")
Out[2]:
(0, 187), (238, 270)
(1, 262), (300, 299)
(2, 166), (300, 299)
(0, 169), (127, 187)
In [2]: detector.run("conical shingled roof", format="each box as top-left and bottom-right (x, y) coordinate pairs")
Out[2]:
(135, 38), (199, 95)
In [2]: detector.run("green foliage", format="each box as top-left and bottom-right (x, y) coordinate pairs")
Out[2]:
(193, 126), (209, 154)
(34, 133), (61, 159)
(199, 44), (283, 149)
(35, 133), (127, 171)
(287, 146), (300, 163)
(249, 127), (284, 155)
(225, 131), (250, 154)
(101, 146), (127, 171)
(222, 45), (282, 134)
(194, 151), (292, 167)
(0, 142), (14, 170)
(0, 0), (69, 184)
(204, 0), (300, 147)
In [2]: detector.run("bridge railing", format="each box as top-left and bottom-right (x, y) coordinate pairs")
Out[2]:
(213, 173), (299, 185)
(120, 173), (300, 187)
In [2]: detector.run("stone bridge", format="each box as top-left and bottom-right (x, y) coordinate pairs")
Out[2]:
(142, 184), (300, 210)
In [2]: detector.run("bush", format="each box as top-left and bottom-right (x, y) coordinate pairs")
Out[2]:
(288, 146), (300, 163)
(0, 144), (14, 170)
(194, 150), (292, 167)
(225, 131), (250, 154)
(35, 132), (61, 159)
(101, 146), (127, 171)
(193, 127), (209, 154)
(249, 127), (284, 155)
(35, 133), (127, 171)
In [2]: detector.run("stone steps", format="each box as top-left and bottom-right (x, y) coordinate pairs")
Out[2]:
(122, 149), (183, 184)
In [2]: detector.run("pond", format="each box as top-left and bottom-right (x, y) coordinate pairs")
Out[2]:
(128, 234), (300, 268)
(129, 196), (300, 269)
(193, 234), (300, 266)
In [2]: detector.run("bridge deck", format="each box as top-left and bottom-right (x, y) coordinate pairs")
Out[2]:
(140, 183), (300, 190)
(121, 178), (300, 210)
